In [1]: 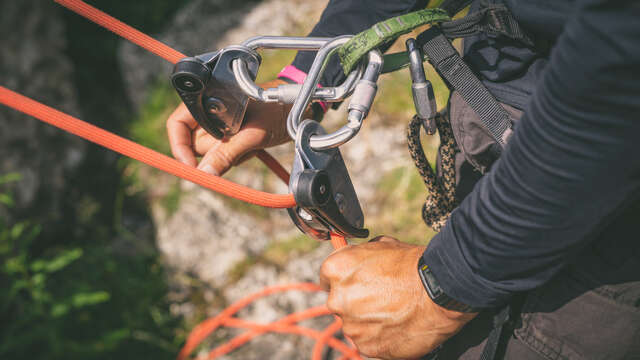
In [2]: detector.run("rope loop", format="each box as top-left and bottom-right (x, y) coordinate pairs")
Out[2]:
(407, 113), (457, 232)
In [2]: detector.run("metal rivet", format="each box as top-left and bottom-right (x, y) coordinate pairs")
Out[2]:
(335, 193), (346, 213)
(298, 208), (313, 221)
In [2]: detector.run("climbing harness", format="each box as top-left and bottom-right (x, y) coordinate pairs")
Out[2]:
(0, 0), (536, 359)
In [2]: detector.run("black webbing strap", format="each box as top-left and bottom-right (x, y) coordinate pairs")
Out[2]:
(480, 306), (510, 360)
(441, 3), (534, 46)
(417, 27), (513, 147)
(479, 294), (525, 360)
(439, 0), (473, 17)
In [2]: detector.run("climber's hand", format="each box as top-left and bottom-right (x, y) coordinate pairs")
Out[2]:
(319, 236), (477, 360)
(166, 79), (294, 175)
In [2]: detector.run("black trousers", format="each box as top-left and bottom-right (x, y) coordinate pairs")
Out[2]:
(435, 94), (640, 360)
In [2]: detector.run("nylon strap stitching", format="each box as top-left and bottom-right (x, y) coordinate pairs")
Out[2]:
(418, 27), (512, 147)
(338, 8), (450, 75)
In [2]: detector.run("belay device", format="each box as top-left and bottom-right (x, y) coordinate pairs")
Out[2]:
(171, 47), (261, 139)
(171, 36), (382, 240)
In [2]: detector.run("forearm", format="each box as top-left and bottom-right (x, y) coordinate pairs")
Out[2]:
(424, 0), (640, 308)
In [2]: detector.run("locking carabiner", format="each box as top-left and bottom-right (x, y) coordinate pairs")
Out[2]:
(286, 37), (383, 150)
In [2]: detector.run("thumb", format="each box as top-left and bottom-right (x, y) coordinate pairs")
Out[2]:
(196, 139), (252, 176)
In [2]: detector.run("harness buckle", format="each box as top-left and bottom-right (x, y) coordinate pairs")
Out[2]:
(288, 120), (368, 240)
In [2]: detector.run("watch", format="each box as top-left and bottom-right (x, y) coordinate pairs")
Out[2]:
(417, 256), (479, 313)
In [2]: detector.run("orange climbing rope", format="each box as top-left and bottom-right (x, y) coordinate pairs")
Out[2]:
(0, 86), (294, 208)
(0, 0), (357, 359)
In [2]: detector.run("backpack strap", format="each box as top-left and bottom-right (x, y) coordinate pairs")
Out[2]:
(418, 27), (513, 147)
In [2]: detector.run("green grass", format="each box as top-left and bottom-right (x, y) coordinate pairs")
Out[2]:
(129, 79), (181, 155)
(367, 165), (437, 246)
(255, 50), (298, 84)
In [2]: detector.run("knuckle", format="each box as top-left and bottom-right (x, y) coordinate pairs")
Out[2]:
(210, 149), (233, 170)
(325, 294), (342, 314)
(320, 257), (338, 280)
(355, 342), (378, 358)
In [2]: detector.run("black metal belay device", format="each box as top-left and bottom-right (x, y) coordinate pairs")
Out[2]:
(171, 47), (261, 139)
(170, 35), (383, 240)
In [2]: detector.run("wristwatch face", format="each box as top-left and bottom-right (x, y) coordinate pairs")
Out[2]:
(418, 256), (478, 313)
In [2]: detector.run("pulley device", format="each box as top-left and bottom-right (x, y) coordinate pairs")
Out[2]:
(171, 36), (382, 240)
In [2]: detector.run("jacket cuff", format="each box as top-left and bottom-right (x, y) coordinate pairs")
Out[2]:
(422, 212), (514, 309)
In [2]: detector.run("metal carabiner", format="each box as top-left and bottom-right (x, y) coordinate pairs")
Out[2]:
(406, 38), (437, 135)
(308, 49), (383, 150)
(288, 120), (368, 240)
(285, 37), (383, 150)
(231, 36), (365, 104)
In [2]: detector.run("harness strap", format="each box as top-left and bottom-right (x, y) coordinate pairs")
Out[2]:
(418, 27), (512, 147)
(439, 0), (473, 17)
(479, 294), (525, 360)
(358, 4), (532, 74)
(441, 3), (534, 46)
(338, 8), (451, 75)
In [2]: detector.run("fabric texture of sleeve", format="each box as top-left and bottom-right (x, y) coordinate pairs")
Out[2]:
(423, 0), (640, 308)
(290, 0), (428, 87)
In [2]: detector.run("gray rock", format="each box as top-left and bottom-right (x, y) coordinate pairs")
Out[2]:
(0, 0), (85, 222)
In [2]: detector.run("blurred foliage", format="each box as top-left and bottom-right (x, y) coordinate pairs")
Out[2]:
(369, 166), (437, 245)
(255, 50), (298, 83)
(262, 234), (320, 267)
(0, 173), (183, 360)
(0, 1), (198, 359)
(129, 80), (181, 156)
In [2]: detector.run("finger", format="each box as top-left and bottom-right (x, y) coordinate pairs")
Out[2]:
(325, 292), (344, 315)
(376, 235), (400, 243)
(193, 127), (219, 156)
(167, 103), (198, 167)
(196, 136), (253, 176)
(368, 235), (385, 243)
(319, 258), (333, 292)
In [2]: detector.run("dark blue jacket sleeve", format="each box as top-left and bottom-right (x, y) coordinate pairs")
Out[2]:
(290, 0), (428, 86)
(423, 0), (640, 308)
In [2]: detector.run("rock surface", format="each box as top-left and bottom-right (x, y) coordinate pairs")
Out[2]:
(0, 0), (85, 223)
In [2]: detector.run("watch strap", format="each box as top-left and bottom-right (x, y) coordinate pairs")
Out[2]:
(418, 255), (479, 313)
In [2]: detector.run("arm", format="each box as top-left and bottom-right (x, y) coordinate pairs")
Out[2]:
(320, 1), (640, 358)
(425, 0), (640, 308)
